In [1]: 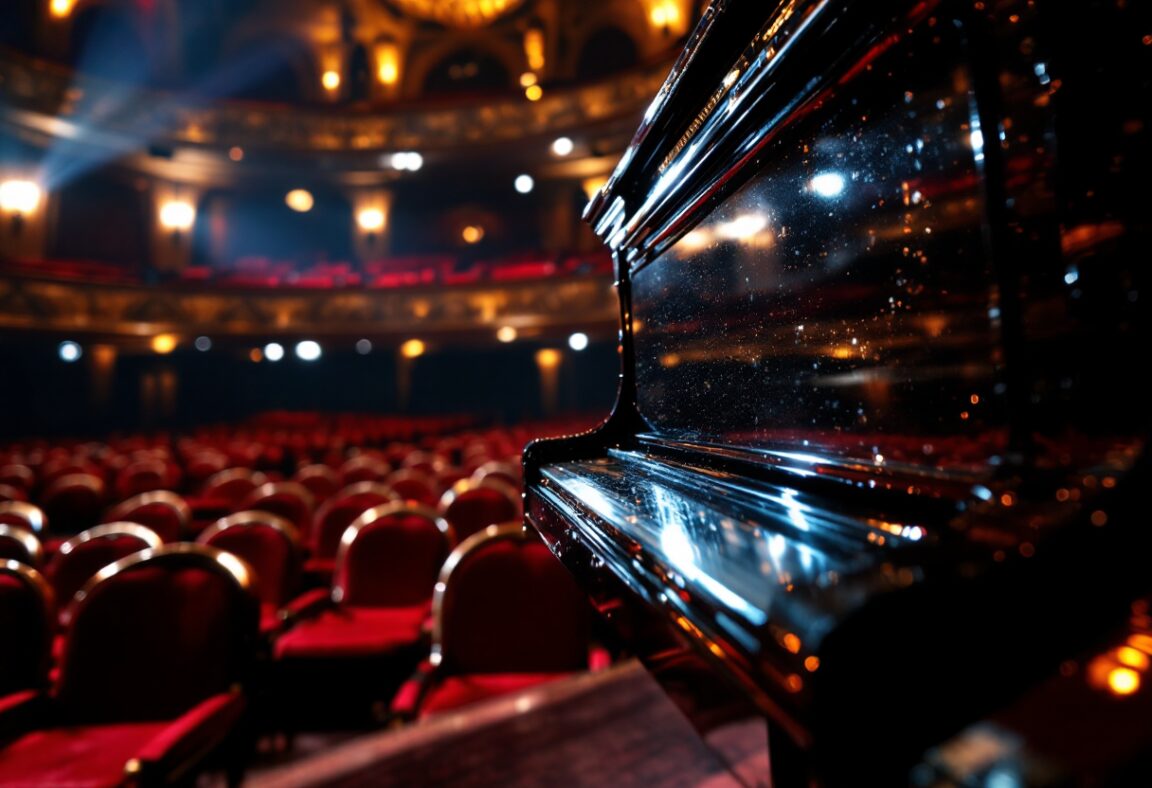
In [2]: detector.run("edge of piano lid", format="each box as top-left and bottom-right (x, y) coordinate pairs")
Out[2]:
(525, 0), (1152, 784)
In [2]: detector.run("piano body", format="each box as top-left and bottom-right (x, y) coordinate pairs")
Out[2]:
(525, 0), (1151, 783)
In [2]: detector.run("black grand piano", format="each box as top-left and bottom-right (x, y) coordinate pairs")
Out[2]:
(525, 0), (1151, 784)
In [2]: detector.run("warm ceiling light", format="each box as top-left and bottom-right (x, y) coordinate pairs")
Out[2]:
(535, 348), (562, 370)
(321, 70), (341, 91)
(388, 0), (526, 28)
(525, 84), (543, 101)
(461, 225), (484, 244)
(158, 200), (195, 231)
(151, 334), (178, 354)
(0, 180), (42, 215)
(650, 1), (681, 28)
(514, 174), (534, 194)
(496, 326), (517, 343)
(285, 189), (314, 212)
(400, 339), (425, 359)
(49, 0), (75, 18)
(551, 137), (574, 156)
(519, 72), (538, 88)
(357, 208), (385, 232)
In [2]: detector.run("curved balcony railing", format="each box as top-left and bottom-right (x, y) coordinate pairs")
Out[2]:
(0, 48), (667, 154)
(0, 263), (618, 340)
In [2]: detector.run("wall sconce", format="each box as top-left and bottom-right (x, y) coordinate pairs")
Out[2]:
(0, 179), (42, 235)
(158, 200), (195, 244)
(649, 0), (681, 34)
(321, 70), (342, 92)
(49, 0), (75, 19)
(523, 24), (545, 72)
(375, 40), (400, 87)
(357, 207), (385, 246)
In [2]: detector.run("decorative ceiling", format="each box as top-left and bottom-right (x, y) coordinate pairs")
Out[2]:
(387, 0), (528, 28)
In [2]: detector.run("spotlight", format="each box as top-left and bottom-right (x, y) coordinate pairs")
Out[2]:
(389, 152), (423, 172)
(810, 172), (846, 199)
(514, 174), (534, 194)
(551, 137), (574, 156)
(264, 342), (285, 362)
(295, 340), (322, 361)
(0, 180), (42, 215)
(194, 336), (212, 352)
(58, 341), (82, 363)
(357, 208), (385, 232)
(568, 332), (589, 351)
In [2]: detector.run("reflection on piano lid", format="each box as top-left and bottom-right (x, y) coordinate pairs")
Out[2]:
(525, 0), (1151, 784)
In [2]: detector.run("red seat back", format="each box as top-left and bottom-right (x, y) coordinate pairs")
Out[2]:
(292, 464), (341, 503)
(202, 468), (267, 504)
(55, 545), (257, 723)
(240, 482), (315, 534)
(0, 501), (47, 534)
(310, 482), (398, 559)
(198, 512), (300, 608)
(103, 491), (190, 543)
(434, 525), (590, 675)
(41, 473), (106, 534)
(385, 469), (438, 506)
(438, 480), (520, 543)
(48, 523), (161, 610)
(0, 561), (53, 695)
(0, 524), (42, 566)
(334, 503), (453, 608)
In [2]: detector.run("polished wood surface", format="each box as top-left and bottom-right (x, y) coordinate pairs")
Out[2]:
(250, 661), (769, 788)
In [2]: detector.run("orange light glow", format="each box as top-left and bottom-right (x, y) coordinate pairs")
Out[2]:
(49, 0), (75, 18)
(523, 27), (545, 71)
(1117, 646), (1150, 670)
(804, 656), (820, 672)
(782, 633), (802, 653)
(376, 42), (400, 86)
(1108, 667), (1141, 696)
(321, 70), (341, 91)
(535, 348), (562, 370)
(400, 339), (426, 359)
(519, 72), (538, 88)
(461, 225), (484, 244)
(249, 348), (263, 363)
(525, 84), (543, 101)
(150, 334), (177, 355)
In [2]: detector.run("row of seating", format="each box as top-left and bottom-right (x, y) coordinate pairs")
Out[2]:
(0, 515), (601, 784)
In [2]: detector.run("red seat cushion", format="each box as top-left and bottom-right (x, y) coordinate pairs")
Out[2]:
(418, 673), (571, 718)
(274, 605), (427, 660)
(0, 721), (167, 787)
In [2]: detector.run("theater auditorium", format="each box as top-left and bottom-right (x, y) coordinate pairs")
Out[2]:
(1, 1), (1149, 785)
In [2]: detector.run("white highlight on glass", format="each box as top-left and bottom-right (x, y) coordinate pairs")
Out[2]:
(810, 172), (846, 199)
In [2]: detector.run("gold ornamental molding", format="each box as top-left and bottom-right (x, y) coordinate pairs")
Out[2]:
(0, 49), (667, 155)
(389, 0), (527, 28)
(0, 272), (618, 343)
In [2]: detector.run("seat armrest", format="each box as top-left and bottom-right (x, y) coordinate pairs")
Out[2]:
(277, 588), (334, 629)
(387, 659), (438, 724)
(0, 691), (50, 745)
(130, 691), (246, 782)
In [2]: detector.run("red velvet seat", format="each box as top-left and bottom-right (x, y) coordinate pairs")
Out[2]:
(0, 464), (34, 494)
(272, 504), (453, 720)
(202, 468), (267, 504)
(469, 460), (522, 489)
(47, 523), (162, 620)
(305, 482), (399, 579)
(184, 450), (229, 491)
(0, 545), (258, 786)
(40, 473), (106, 536)
(385, 469), (438, 506)
(437, 478), (520, 543)
(390, 524), (596, 721)
(113, 459), (180, 501)
(103, 491), (191, 544)
(0, 561), (53, 696)
(292, 464), (341, 503)
(197, 511), (300, 634)
(338, 455), (391, 486)
(239, 482), (315, 537)
(0, 524), (42, 567)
